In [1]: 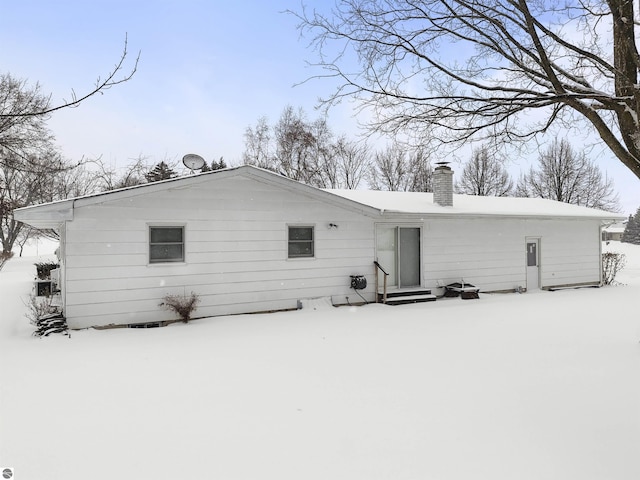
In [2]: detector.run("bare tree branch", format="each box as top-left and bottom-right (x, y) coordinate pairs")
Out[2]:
(293, 1), (640, 180)
(0, 35), (139, 119)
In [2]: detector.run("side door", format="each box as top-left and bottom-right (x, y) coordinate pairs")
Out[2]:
(526, 238), (540, 290)
(376, 225), (421, 289)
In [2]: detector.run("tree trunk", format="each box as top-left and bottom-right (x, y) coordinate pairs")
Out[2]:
(610, 0), (640, 175)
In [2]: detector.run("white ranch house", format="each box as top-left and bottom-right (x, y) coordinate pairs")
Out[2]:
(15, 165), (623, 329)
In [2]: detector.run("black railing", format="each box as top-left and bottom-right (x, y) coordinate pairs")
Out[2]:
(373, 261), (389, 304)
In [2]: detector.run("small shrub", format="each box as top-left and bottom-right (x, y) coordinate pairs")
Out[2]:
(25, 293), (57, 325)
(602, 252), (626, 285)
(24, 294), (68, 337)
(160, 292), (200, 323)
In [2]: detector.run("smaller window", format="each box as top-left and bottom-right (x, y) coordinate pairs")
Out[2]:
(149, 226), (184, 263)
(288, 226), (314, 258)
(527, 242), (537, 267)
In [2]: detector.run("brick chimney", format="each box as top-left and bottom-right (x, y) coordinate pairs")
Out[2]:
(433, 163), (454, 207)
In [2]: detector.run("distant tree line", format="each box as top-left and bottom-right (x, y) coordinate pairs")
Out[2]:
(241, 107), (620, 212)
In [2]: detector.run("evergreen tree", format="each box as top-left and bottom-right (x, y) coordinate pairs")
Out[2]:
(211, 157), (227, 171)
(199, 158), (226, 173)
(621, 207), (640, 245)
(145, 161), (178, 183)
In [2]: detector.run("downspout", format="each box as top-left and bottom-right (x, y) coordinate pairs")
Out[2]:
(599, 223), (603, 286)
(60, 199), (76, 320)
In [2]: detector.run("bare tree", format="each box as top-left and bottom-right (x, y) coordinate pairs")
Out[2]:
(0, 147), (67, 255)
(306, 117), (335, 187)
(368, 143), (409, 191)
(49, 163), (103, 200)
(368, 143), (432, 191)
(330, 136), (369, 189)
(0, 74), (53, 169)
(516, 138), (619, 211)
(242, 106), (370, 189)
(294, 1), (640, 181)
(89, 156), (151, 191)
(406, 148), (433, 192)
(0, 36), (138, 251)
(456, 146), (514, 196)
(273, 106), (319, 183)
(242, 116), (272, 169)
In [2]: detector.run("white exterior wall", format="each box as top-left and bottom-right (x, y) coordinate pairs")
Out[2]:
(59, 171), (604, 329)
(420, 216), (601, 292)
(63, 176), (376, 328)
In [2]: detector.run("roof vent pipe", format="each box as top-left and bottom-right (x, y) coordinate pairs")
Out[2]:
(433, 162), (454, 207)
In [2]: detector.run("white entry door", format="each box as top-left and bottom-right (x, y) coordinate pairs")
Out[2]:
(526, 239), (540, 290)
(376, 226), (421, 289)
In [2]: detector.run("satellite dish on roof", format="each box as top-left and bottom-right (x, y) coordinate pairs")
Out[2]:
(182, 153), (206, 173)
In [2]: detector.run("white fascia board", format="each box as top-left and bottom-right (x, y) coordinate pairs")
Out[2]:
(376, 210), (626, 222)
(13, 200), (74, 229)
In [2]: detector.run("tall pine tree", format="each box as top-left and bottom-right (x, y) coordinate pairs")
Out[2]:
(621, 207), (640, 245)
(145, 161), (177, 183)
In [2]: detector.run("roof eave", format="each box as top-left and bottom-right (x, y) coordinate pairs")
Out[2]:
(14, 200), (74, 229)
(377, 210), (626, 221)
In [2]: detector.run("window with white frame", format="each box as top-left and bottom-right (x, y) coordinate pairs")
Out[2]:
(288, 225), (314, 258)
(149, 226), (184, 263)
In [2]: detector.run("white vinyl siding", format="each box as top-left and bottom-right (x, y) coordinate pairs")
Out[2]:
(62, 175), (375, 328)
(421, 217), (601, 292)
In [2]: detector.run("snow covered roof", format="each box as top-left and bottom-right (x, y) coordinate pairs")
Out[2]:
(603, 221), (627, 233)
(325, 189), (625, 220)
(13, 166), (380, 229)
(14, 165), (624, 230)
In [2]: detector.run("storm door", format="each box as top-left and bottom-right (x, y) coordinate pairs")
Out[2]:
(376, 226), (421, 289)
(526, 238), (540, 290)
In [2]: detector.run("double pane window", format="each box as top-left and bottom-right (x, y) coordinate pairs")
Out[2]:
(288, 226), (314, 258)
(150, 226), (184, 263)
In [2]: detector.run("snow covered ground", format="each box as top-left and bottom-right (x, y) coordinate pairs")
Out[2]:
(1, 239), (639, 480)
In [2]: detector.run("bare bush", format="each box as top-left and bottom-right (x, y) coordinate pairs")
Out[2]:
(160, 292), (200, 323)
(602, 252), (626, 286)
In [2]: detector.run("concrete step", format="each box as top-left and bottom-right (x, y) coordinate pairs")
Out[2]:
(385, 294), (437, 306)
(381, 289), (432, 299)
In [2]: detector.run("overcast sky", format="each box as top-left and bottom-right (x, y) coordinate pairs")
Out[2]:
(1, 1), (638, 214)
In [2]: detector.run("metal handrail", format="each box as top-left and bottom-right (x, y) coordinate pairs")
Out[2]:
(373, 261), (389, 304)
